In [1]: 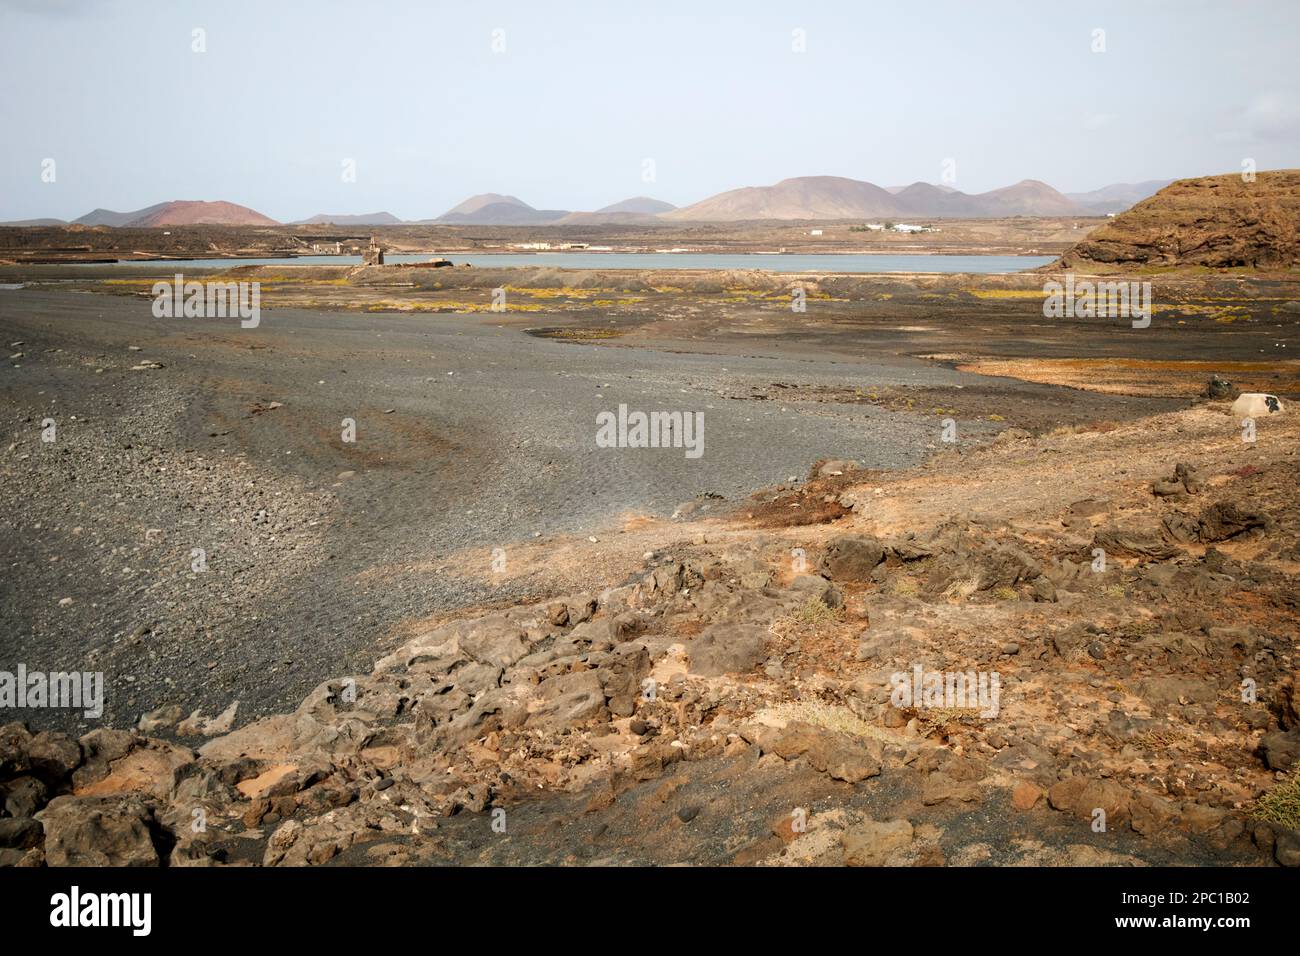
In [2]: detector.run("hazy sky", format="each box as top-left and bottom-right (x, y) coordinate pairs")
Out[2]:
(2, 0), (1297, 221)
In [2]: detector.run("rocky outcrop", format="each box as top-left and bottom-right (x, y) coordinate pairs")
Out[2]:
(37, 795), (166, 867)
(1056, 170), (1300, 270)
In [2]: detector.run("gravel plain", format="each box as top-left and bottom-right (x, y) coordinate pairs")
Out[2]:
(1, 288), (1001, 733)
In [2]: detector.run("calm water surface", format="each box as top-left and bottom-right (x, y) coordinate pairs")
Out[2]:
(89, 252), (1054, 274)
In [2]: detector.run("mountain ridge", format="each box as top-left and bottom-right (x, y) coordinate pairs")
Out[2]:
(1064, 180), (1174, 215)
(2, 179), (1180, 228)
(75, 200), (278, 228)
(664, 176), (1091, 221)
(292, 212), (403, 226)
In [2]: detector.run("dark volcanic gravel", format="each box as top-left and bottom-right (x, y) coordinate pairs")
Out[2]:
(0, 289), (1171, 735)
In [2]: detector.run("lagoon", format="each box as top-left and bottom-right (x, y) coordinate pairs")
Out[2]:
(83, 252), (1054, 274)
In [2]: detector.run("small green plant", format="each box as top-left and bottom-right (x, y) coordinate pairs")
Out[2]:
(991, 586), (1017, 601)
(1252, 773), (1300, 829)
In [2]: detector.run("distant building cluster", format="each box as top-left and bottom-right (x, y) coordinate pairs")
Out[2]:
(510, 241), (591, 250)
(856, 222), (937, 233)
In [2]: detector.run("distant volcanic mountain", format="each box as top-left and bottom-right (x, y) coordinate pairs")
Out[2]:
(5, 178), (1183, 230)
(0, 217), (67, 226)
(1056, 170), (1300, 271)
(664, 175), (1091, 221)
(293, 212), (404, 226)
(8, 179), (1184, 231)
(663, 176), (905, 221)
(595, 196), (676, 215)
(1065, 180), (1174, 215)
(968, 179), (1084, 217)
(889, 182), (975, 217)
(435, 194), (570, 225)
(885, 183), (958, 195)
(75, 201), (279, 228)
(554, 196), (678, 225)
(74, 203), (171, 227)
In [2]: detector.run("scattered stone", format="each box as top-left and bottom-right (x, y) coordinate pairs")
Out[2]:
(1195, 500), (1266, 542)
(816, 459), (859, 478)
(841, 819), (913, 866)
(820, 534), (885, 582)
(742, 722), (882, 784)
(856, 626), (922, 662)
(1259, 730), (1300, 771)
(686, 623), (769, 677)
(177, 701), (239, 737)
(36, 795), (163, 867)
(1275, 827), (1300, 867)
(1204, 375), (1233, 399)
(1153, 462), (1201, 497)
(1047, 777), (1131, 827)
(1012, 781), (1044, 811)
(0, 817), (42, 850)
(1, 776), (47, 818)
(137, 704), (183, 734)
(922, 773), (981, 806)
(26, 731), (82, 783)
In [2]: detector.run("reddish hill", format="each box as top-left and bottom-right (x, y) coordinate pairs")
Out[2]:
(129, 200), (279, 227)
(75, 200), (278, 227)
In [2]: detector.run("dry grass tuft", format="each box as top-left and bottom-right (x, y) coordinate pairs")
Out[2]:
(942, 576), (981, 601)
(758, 700), (901, 743)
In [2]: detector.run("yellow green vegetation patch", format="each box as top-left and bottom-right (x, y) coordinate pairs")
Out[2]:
(1252, 773), (1300, 830)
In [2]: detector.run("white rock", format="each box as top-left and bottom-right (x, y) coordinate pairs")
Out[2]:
(1231, 393), (1284, 419)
